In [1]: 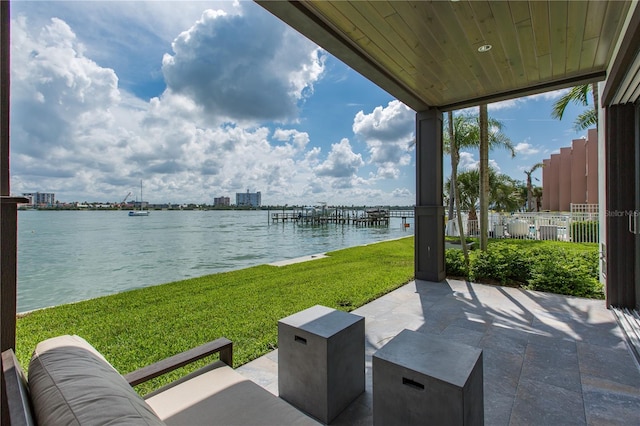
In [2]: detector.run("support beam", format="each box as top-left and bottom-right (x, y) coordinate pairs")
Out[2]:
(415, 110), (446, 282)
(1, 2), (11, 424)
(1, 0), (13, 352)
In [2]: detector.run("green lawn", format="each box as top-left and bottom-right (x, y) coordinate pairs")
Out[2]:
(15, 235), (600, 395)
(16, 237), (414, 394)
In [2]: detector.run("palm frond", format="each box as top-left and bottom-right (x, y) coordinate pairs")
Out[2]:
(574, 109), (597, 131)
(551, 85), (591, 120)
(528, 162), (544, 174)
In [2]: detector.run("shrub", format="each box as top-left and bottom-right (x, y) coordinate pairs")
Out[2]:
(445, 249), (468, 277)
(524, 248), (603, 299)
(470, 243), (530, 285)
(444, 240), (602, 299)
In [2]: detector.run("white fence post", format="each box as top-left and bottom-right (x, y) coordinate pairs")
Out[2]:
(570, 204), (599, 243)
(450, 206), (600, 243)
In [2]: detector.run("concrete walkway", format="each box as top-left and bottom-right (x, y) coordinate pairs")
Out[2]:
(238, 279), (640, 425)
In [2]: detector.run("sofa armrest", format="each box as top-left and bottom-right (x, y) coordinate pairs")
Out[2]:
(124, 337), (233, 386)
(2, 349), (35, 426)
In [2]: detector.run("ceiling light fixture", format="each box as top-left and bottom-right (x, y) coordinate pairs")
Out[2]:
(478, 44), (492, 53)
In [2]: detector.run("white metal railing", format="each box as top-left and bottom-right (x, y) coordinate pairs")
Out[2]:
(569, 204), (599, 243)
(446, 205), (599, 243)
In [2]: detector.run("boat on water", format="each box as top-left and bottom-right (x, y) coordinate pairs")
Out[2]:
(365, 207), (389, 219)
(128, 180), (149, 216)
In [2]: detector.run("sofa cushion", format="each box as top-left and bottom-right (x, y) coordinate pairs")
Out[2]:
(145, 362), (320, 425)
(28, 335), (165, 426)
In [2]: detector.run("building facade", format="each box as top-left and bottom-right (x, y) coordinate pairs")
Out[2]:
(214, 196), (230, 207)
(235, 190), (261, 207)
(541, 128), (598, 212)
(22, 192), (55, 207)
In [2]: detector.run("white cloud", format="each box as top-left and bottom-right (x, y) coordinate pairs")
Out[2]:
(314, 138), (364, 180)
(459, 88), (568, 115)
(11, 16), (121, 166)
(9, 6), (415, 206)
(391, 187), (412, 199)
(488, 99), (520, 111)
(459, 152), (477, 170)
(526, 89), (568, 102)
(352, 100), (414, 179)
(161, 6), (325, 124)
(273, 129), (310, 152)
(514, 142), (540, 155)
(375, 165), (400, 180)
(458, 152), (500, 172)
(352, 100), (414, 141)
(10, 14), (322, 203)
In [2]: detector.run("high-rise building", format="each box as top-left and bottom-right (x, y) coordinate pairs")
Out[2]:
(214, 196), (230, 207)
(236, 190), (261, 207)
(541, 128), (598, 211)
(22, 192), (55, 207)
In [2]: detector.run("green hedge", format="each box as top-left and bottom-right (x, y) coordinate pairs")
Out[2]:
(445, 240), (603, 299)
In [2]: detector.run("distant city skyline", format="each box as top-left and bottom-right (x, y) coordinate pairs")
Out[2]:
(10, 1), (589, 205)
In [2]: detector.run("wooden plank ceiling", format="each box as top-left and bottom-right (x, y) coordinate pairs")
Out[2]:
(256, 1), (632, 112)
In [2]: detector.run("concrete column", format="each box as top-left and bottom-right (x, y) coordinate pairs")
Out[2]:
(542, 159), (551, 210)
(571, 139), (587, 205)
(559, 147), (572, 211)
(549, 154), (560, 211)
(415, 109), (445, 282)
(586, 128), (599, 204)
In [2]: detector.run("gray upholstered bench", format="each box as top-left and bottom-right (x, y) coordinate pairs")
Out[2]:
(2, 335), (320, 425)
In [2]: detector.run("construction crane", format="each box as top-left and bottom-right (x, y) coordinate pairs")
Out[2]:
(120, 192), (132, 207)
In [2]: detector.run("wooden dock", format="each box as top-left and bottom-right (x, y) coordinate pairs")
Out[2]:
(269, 207), (414, 227)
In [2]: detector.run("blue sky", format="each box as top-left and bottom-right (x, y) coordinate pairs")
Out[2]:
(9, 1), (590, 206)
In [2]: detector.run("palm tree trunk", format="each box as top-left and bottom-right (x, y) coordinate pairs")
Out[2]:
(448, 112), (455, 224)
(448, 111), (469, 268)
(479, 104), (489, 251)
(448, 176), (455, 221)
(526, 175), (533, 211)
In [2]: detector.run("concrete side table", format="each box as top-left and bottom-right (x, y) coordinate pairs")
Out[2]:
(373, 329), (483, 426)
(278, 305), (365, 424)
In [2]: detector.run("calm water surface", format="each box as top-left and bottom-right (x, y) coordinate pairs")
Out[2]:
(17, 210), (413, 313)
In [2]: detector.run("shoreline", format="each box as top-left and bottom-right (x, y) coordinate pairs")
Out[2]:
(18, 235), (414, 316)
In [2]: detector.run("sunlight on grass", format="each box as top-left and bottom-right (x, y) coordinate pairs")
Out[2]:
(17, 237), (414, 394)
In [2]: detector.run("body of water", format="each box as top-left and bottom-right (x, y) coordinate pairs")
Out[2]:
(17, 210), (413, 313)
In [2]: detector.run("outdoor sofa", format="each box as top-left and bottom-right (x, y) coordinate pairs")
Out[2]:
(2, 334), (320, 425)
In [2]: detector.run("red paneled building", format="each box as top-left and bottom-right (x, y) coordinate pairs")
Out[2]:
(542, 128), (599, 212)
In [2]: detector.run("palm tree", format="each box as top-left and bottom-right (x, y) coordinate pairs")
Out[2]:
(454, 168), (522, 213)
(551, 84), (598, 130)
(446, 111), (471, 268)
(478, 105), (515, 250)
(454, 168), (523, 238)
(491, 174), (523, 212)
(524, 162), (544, 211)
(455, 170), (480, 232)
(532, 186), (544, 212)
(443, 113), (480, 219)
(443, 109), (514, 250)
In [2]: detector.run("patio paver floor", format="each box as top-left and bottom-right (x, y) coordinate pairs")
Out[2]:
(238, 279), (640, 425)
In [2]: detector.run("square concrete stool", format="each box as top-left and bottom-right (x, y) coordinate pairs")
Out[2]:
(373, 329), (483, 426)
(278, 305), (365, 424)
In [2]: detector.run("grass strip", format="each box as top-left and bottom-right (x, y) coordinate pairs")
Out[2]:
(16, 237), (414, 394)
